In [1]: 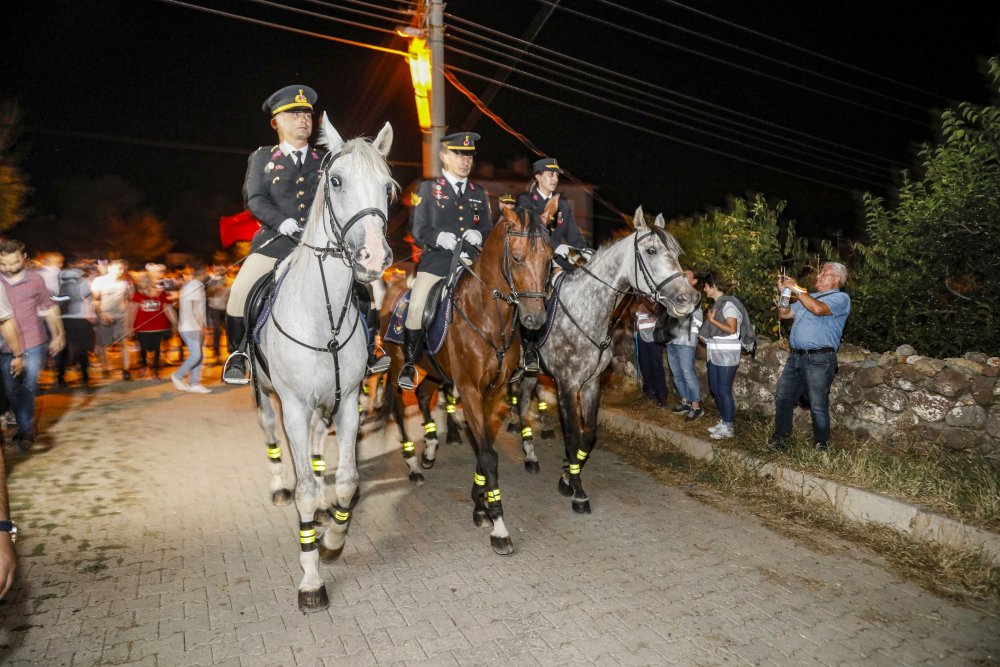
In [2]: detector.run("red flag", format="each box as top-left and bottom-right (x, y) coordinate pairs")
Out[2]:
(219, 210), (260, 248)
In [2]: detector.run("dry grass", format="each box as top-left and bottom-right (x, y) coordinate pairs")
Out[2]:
(602, 424), (1000, 607)
(602, 382), (1000, 532)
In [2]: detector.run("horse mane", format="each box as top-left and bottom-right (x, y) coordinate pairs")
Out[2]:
(583, 223), (685, 264)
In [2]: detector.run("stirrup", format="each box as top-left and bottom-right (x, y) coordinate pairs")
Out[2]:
(222, 351), (251, 385)
(509, 367), (525, 384)
(367, 355), (392, 376)
(397, 363), (417, 391)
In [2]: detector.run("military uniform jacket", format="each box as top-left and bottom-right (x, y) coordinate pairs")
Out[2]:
(243, 144), (328, 259)
(517, 186), (587, 270)
(411, 177), (492, 277)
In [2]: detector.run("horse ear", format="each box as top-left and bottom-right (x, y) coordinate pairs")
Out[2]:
(542, 194), (559, 223)
(654, 213), (665, 229)
(632, 205), (647, 230)
(373, 122), (393, 158)
(318, 112), (344, 152)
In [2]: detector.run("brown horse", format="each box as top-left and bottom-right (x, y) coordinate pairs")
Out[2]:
(381, 197), (556, 554)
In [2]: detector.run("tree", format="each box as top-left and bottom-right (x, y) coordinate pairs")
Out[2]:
(668, 193), (812, 337)
(850, 57), (1000, 357)
(0, 101), (29, 233)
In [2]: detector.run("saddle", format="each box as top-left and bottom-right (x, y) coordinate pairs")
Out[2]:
(244, 270), (279, 380)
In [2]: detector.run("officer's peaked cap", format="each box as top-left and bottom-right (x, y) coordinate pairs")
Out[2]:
(263, 85), (317, 116)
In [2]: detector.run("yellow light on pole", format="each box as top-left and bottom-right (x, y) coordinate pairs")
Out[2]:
(406, 37), (432, 130)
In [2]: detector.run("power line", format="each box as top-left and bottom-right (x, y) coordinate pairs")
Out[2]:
(445, 14), (905, 170)
(245, 0), (399, 36)
(585, 0), (932, 113)
(449, 31), (896, 180)
(151, 0), (408, 55)
(446, 65), (868, 194)
(654, 0), (948, 101)
(446, 46), (884, 189)
(531, 0), (926, 126)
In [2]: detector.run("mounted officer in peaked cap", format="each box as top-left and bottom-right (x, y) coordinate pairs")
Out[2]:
(515, 156), (591, 374)
(223, 84), (389, 384)
(397, 131), (493, 391)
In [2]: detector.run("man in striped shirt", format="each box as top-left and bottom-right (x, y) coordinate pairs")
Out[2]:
(0, 239), (65, 450)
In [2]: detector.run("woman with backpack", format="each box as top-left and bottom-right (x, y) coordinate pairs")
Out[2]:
(697, 271), (748, 440)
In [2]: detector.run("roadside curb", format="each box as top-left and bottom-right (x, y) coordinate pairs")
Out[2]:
(599, 407), (1000, 565)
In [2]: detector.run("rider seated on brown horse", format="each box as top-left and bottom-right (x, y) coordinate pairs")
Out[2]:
(398, 131), (493, 391)
(514, 157), (593, 374)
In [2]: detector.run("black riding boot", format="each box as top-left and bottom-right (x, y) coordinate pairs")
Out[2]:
(223, 315), (250, 384)
(397, 327), (424, 391)
(521, 326), (541, 374)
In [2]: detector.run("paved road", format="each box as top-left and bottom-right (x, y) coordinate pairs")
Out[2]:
(0, 375), (997, 666)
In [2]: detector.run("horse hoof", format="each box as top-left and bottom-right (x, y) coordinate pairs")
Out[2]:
(572, 498), (592, 515)
(420, 454), (436, 470)
(408, 471), (425, 486)
(297, 585), (330, 612)
(447, 432), (462, 445)
(490, 535), (514, 555)
(524, 460), (540, 474)
(557, 478), (573, 497)
(473, 509), (492, 528)
(541, 429), (556, 440)
(313, 508), (331, 526)
(318, 544), (344, 563)
(272, 489), (294, 506)
(506, 422), (517, 433)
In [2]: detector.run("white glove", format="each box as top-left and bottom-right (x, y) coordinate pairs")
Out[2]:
(459, 251), (471, 264)
(554, 244), (570, 259)
(436, 231), (458, 250)
(462, 229), (483, 247)
(278, 218), (301, 236)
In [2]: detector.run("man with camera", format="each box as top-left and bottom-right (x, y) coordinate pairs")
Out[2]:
(770, 262), (851, 451)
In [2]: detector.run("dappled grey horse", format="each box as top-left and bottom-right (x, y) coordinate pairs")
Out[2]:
(515, 206), (700, 512)
(254, 114), (395, 611)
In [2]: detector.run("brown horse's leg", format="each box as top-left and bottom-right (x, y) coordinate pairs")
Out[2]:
(444, 384), (463, 445)
(416, 375), (441, 469)
(389, 383), (424, 485)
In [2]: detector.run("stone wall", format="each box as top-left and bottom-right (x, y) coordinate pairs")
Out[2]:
(616, 334), (1000, 456)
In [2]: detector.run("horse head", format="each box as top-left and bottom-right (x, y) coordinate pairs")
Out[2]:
(629, 206), (699, 318)
(483, 196), (555, 330)
(309, 113), (395, 283)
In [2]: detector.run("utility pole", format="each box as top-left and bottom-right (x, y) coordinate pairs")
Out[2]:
(427, 0), (445, 178)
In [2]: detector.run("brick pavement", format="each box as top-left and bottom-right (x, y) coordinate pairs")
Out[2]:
(0, 376), (997, 666)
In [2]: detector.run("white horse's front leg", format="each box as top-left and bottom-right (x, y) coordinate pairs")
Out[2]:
(319, 388), (361, 564)
(258, 392), (293, 505)
(308, 410), (331, 527)
(280, 400), (327, 612)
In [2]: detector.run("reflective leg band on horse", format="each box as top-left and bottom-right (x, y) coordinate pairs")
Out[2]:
(266, 442), (281, 461)
(401, 440), (415, 456)
(332, 506), (351, 526)
(537, 401), (547, 412)
(569, 449), (589, 493)
(311, 455), (326, 477)
(521, 426), (533, 440)
(423, 421), (437, 436)
(299, 522), (317, 551)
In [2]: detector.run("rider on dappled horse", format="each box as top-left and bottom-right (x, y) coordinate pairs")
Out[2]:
(515, 156), (593, 374)
(397, 131), (492, 392)
(223, 84), (388, 385)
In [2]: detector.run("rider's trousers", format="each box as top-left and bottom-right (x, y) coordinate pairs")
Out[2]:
(404, 272), (443, 330)
(226, 253), (278, 318)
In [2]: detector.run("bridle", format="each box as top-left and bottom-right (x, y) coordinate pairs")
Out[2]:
(554, 229), (686, 383)
(299, 149), (389, 267)
(265, 147), (390, 418)
(453, 214), (550, 390)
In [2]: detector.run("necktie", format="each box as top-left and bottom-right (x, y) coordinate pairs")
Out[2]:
(456, 181), (465, 198)
(292, 151), (302, 168)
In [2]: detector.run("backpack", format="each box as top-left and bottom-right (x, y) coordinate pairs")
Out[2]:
(716, 295), (757, 358)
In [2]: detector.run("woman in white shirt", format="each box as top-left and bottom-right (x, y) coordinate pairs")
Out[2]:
(698, 272), (744, 440)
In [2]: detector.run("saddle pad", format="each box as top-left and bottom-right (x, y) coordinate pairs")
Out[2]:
(537, 271), (568, 348)
(252, 266), (289, 345)
(383, 275), (458, 356)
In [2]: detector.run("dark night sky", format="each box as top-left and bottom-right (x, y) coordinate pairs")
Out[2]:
(6, 1), (999, 255)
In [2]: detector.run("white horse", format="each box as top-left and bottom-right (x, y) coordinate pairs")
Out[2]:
(254, 114), (394, 612)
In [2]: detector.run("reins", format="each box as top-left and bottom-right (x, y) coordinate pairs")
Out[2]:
(451, 217), (550, 391)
